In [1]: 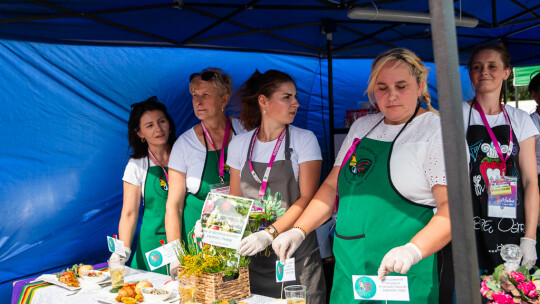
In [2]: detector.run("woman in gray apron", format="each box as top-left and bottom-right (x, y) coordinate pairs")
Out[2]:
(463, 43), (539, 272)
(114, 96), (177, 275)
(273, 49), (451, 303)
(226, 70), (326, 302)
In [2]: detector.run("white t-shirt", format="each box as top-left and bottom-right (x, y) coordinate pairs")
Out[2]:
(227, 125), (322, 182)
(168, 118), (245, 195)
(530, 111), (540, 174)
(335, 111), (446, 207)
(122, 156), (158, 197)
(462, 102), (538, 144)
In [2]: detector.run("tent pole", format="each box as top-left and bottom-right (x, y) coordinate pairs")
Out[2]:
(428, 0), (482, 303)
(327, 32), (335, 164)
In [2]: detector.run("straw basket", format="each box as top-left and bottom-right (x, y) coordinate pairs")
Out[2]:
(178, 266), (251, 304)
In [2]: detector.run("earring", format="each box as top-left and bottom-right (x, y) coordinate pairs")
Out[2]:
(221, 108), (224, 112)
(141, 138), (146, 143)
(263, 110), (266, 115)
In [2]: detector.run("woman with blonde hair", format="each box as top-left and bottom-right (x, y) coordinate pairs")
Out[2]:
(273, 48), (451, 303)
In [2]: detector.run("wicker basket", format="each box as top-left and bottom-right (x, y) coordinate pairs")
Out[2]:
(178, 266), (251, 304)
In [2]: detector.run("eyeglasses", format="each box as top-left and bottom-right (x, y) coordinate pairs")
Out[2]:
(130, 96), (159, 111)
(189, 71), (219, 82)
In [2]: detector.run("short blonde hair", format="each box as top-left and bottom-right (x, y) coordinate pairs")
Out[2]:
(365, 48), (436, 114)
(189, 67), (233, 97)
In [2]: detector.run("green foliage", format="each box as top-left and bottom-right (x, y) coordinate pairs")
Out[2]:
(55, 263), (84, 278)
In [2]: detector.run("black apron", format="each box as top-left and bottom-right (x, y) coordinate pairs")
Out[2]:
(467, 104), (525, 271)
(240, 125), (326, 302)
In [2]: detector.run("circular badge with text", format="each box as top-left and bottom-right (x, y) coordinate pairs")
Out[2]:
(148, 250), (163, 267)
(355, 276), (376, 299)
(108, 238), (115, 252)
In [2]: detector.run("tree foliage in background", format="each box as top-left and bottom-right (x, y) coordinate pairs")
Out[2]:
(506, 71), (533, 101)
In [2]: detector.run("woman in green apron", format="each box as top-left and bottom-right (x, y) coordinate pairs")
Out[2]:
(165, 68), (245, 264)
(273, 48), (451, 303)
(114, 96), (177, 275)
(226, 70), (326, 302)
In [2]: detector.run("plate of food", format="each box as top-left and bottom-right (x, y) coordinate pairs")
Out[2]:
(37, 263), (104, 291)
(80, 269), (110, 283)
(94, 281), (179, 304)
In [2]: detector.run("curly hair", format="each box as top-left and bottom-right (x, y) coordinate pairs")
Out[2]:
(233, 69), (295, 130)
(128, 96), (176, 159)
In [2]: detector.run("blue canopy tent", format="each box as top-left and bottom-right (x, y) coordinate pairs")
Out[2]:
(1, 1), (539, 302)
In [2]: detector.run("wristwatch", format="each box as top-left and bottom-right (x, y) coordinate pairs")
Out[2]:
(265, 224), (279, 239)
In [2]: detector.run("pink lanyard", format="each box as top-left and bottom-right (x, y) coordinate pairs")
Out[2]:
(147, 148), (169, 183)
(248, 126), (287, 197)
(474, 99), (513, 163)
(201, 119), (231, 183)
(334, 138), (362, 211)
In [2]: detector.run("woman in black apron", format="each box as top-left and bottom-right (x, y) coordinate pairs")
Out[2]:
(464, 43), (539, 273)
(272, 49), (452, 304)
(165, 68), (244, 276)
(227, 70), (326, 302)
(114, 96), (177, 274)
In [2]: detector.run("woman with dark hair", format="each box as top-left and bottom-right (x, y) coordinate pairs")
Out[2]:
(226, 69), (326, 301)
(463, 43), (539, 273)
(112, 96), (177, 274)
(165, 68), (244, 251)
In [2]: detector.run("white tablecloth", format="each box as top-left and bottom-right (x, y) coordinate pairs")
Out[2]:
(29, 266), (277, 304)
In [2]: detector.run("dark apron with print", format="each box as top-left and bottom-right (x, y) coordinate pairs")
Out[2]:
(240, 126), (326, 302)
(131, 157), (169, 274)
(467, 106), (524, 271)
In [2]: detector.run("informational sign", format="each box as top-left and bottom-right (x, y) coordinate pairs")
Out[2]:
(352, 275), (409, 301)
(107, 236), (126, 257)
(275, 258), (296, 282)
(200, 193), (254, 249)
(144, 239), (180, 271)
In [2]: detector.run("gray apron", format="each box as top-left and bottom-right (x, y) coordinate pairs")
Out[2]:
(240, 125), (326, 302)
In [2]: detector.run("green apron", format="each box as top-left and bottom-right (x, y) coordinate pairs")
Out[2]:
(131, 158), (169, 274)
(332, 135), (438, 303)
(182, 139), (229, 249)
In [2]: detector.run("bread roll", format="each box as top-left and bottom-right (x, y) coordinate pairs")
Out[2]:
(135, 280), (153, 296)
(78, 264), (94, 274)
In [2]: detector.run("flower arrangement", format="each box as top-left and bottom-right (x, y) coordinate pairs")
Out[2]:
(480, 264), (540, 303)
(175, 241), (250, 279)
(246, 189), (286, 236)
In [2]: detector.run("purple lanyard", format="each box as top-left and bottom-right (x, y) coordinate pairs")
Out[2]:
(201, 119), (231, 183)
(474, 99), (513, 163)
(335, 138), (362, 211)
(248, 127), (287, 197)
(147, 148), (169, 183)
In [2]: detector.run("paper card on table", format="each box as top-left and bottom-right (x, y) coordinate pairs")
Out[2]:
(352, 275), (409, 301)
(200, 193), (254, 249)
(144, 239), (180, 271)
(275, 258), (295, 282)
(107, 236), (126, 257)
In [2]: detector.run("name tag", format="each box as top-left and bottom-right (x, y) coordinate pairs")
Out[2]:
(352, 275), (409, 301)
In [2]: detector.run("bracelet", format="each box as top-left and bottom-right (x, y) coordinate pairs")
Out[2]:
(293, 226), (307, 239)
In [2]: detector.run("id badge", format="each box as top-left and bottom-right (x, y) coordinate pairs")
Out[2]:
(488, 176), (517, 219)
(209, 182), (230, 194)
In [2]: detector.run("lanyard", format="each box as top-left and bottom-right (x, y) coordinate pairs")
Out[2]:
(473, 99), (513, 163)
(248, 126), (287, 197)
(201, 119), (231, 183)
(147, 148), (169, 183)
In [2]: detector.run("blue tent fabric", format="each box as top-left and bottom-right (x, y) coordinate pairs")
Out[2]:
(0, 39), (473, 300)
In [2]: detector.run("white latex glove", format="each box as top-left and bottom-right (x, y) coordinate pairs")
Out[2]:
(520, 237), (537, 269)
(272, 228), (305, 263)
(194, 220), (203, 239)
(170, 259), (180, 280)
(378, 243), (422, 280)
(238, 231), (273, 256)
(110, 247), (131, 263)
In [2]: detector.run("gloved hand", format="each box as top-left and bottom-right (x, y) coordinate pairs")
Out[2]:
(194, 220), (203, 239)
(378, 243), (422, 280)
(520, 237), (537, 269)
(170, 259), (180, 280)
(110, 247), (131, 263)
(272, 228), (305, 263)
(238, 231), (273, 256)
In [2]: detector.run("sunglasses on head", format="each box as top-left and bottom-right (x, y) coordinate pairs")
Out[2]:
(189, 71), (219, 82)
(130, 96), (159, 110)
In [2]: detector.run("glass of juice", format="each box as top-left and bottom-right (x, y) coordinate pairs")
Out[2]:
(178, 277), (196, 304)
(108, 257), (125, 288)
(284, 285), (307, 304)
